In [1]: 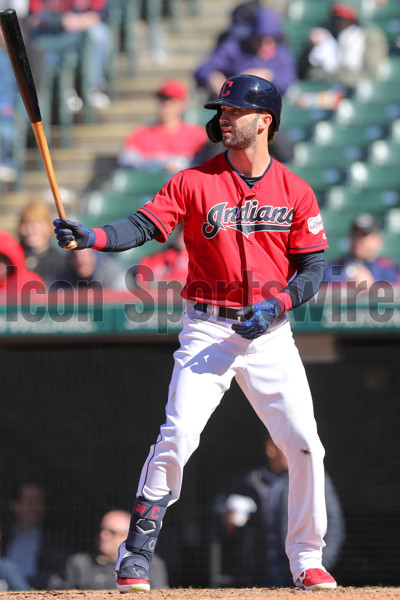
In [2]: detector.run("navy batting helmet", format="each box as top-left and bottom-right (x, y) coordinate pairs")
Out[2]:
(204, 74), (282, 143)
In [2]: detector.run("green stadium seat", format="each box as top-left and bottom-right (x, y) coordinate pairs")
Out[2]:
(320, 209), (354, 258)
(354, 79), (400, 105)
(335, 99), (400, 128)
(282, 20), (312, 58)
(286, 80), (346, 111)
(325, 186), (400, 215)
(378, 57), (400, 82)
(287, 0), (331, 25)
(85, 191), (144, 221)
(349, 162), (400, 191)
(280, 103), (331, 142)
(361, 0), (400, 47)
(321, 209), (355, 235)
(384, 208), (400, 235)
(184, 105), (211, 127)
(293, 142), (361, 169)
(380, 233), (400, 261)
(324, 232), (350, 259)
(390, 118), (400, 142)
(369, 140), (400, 167)
(284, 163), (345, 200)
(313, 120), (387, 151)
(110, 169), (169, 195)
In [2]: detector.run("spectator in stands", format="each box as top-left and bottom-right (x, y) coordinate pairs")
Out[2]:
(210, 436), (345, 588)
(212, 1), (290, 51)
(2, 482), (68, 590)
(51, 247), (130, 291)
(26, 0), (113, 111)
(57, 510), (169, 590)
(18, 199), (67, 285)
(117, 79), (208, 174)
(194, 6), (297, 98)
(194, 6), (296, 163)
(323, 213), (400, 288)
(0, 230), (44, 298)
(0, 25), (19, 184)
(0, 557), (30, 591)
(135, 222), (188, 289)
(298, 3), (388, 89)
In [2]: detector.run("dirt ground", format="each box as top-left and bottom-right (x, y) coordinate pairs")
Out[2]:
(3, 589), (400, 600)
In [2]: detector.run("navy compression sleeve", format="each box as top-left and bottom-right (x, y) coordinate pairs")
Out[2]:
(100, 212), (160, 251)
(283, 251), (325, 309)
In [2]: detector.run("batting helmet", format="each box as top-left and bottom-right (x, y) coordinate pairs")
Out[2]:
(204, 74), (282, 143)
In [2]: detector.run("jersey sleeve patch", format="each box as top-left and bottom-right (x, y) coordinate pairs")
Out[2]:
(307, 214), (324, 235)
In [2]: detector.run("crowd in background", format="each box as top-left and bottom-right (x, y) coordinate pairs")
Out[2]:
(0, 0), (399, 295)
(0, 0), (399, 590)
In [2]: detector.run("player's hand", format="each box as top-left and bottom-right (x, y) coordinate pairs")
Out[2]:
(231, 299), (281, 340)
(53, 219), (95, 249)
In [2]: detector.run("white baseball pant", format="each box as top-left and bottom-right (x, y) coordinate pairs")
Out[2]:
(137, 301), (327, 581)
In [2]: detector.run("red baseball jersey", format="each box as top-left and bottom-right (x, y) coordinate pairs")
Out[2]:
(138, 153), (329, 307)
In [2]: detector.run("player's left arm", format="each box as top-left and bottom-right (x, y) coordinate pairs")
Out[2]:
(232, 251), (325, 340)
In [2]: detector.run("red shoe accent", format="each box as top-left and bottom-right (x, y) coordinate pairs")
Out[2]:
(117, 576), (150, 592)
(296, 568), (337, 590)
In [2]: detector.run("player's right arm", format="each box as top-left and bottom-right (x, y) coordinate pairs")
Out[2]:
(54, 213), (160, 251)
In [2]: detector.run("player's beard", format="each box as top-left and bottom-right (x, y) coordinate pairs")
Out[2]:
(222, 114), (260, 150)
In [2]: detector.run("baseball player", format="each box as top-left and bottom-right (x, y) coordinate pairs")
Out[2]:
(54, 75), (337, 592)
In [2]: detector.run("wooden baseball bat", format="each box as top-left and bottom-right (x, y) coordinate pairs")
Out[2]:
(0, 8), (77, 250)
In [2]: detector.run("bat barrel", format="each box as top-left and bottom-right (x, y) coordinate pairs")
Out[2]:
(0, 8), (41, 123)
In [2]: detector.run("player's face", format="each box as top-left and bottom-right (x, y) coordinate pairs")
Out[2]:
(219, 106), (262, 149)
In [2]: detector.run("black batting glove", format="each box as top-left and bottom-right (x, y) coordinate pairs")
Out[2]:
(53, 219), (95, 249)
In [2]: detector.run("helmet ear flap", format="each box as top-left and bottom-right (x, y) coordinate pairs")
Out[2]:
(206, 111), (222, 143)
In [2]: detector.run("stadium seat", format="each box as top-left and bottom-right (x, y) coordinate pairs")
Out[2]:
(110, 169), (169, 195)
(321, 209), (355, 235)
(282, 20), (312, 58)
(184, 105), (211, 126)
(361, 0), (400, 49)
(335, 99), (400, 128)
(293, 142), (361, 169)
(280, 104), (331, 142)
(384, 208), (400, 235)
(369, 140), (400, 167)
(85, 191), (144, 220)
(380, 233), (400, 260)
(325, 186), (400, 215)
(349, 162), (400, 191)
(313, 120), (387, 152)
(286, 80), (345, 111)
(378, 57), (400, 82)
(287, 0), (331, 26)
(284, 163), (345, 201)
(354, 79), (400, 105)
(323, 232), (350, 259)
(320, 209), (354, 258)
(390, 118), (400, 142)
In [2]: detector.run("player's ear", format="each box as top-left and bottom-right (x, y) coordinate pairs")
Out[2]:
(206, 110), (222, 143)
(259, 111), (272, 132)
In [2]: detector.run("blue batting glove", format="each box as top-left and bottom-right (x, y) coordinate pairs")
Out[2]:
(231, 298), (281, 340)
(53, 219), (95, 249)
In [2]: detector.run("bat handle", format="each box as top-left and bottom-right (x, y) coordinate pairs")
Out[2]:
(31, 121), (77, 250)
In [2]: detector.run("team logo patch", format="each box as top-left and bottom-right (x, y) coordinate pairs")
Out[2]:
(308, 214), (324, 235)
(202, 200), (293, 239)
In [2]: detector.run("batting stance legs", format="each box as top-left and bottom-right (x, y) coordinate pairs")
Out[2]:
(115, 303), (328, 589)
